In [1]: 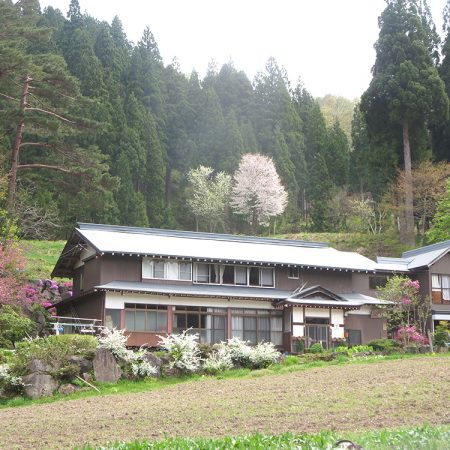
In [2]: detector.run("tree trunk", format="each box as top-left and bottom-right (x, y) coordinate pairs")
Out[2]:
(402, 119), (415, 246)
(8, 75), (32, 209)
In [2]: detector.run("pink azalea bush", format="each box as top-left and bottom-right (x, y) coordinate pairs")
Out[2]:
(396, 325), (428, 346)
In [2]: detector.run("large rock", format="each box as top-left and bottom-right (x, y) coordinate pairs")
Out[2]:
(68, 356), (93, 374)
(27, 359), (52, 374)
(93, 348), (122, 383)
(58, 384), (77, 395)
(23, 373), (58, 399)
(142, 352), (163, 378)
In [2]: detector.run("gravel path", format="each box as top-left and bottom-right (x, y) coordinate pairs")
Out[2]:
(1, 357), (449, 449)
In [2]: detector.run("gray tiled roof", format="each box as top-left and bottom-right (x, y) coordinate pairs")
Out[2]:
(76, 223), (377, 272)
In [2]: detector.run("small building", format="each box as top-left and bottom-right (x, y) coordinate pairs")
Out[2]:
(376, 240), (450, 329)
(52, 223), (392, 351)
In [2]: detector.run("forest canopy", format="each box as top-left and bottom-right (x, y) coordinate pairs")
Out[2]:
(0, 0), (449, 243)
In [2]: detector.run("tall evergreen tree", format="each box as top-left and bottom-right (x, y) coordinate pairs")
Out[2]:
(361, 0), (449, 244)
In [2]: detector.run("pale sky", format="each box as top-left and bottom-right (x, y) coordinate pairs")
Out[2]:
(39, 0), (448, 100)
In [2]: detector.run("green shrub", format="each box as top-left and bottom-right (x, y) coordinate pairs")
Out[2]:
(347, 345), (373, 357)
(282, 355), (300, 366)
(433, 322), (449, 348)
(308, 343), (324, 353)
(367, 338), (399, 352)
(334, 345), (348, 353)
(0, 305), (35, 348)
(294, 339), (304, 354)
(13, 334), (98, 375)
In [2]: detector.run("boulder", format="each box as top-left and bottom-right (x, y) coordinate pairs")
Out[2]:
(93, 348), (122, 383)
(68, 356), (93, 374)
(27, 359), (52, 374)
(82, 372), (94, 383)
(142, 352), (163, 378)
(58, 384), (77, 395)
(23, 373), (58, 399)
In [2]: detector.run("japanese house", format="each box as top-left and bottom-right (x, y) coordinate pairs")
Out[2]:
(52, 223), (396, 351)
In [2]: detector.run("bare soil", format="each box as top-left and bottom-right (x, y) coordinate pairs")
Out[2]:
(1, 357), (449, 450)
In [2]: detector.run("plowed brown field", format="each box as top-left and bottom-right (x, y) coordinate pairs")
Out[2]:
(1, 357), (449, 449)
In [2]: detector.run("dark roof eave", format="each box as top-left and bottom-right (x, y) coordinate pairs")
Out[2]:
(97, 251), (375, 273)
(97, 287), (276, 302)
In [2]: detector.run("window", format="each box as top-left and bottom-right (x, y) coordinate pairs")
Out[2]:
(173, 306), (226, 344)
(231, 309), (282, 345)
(179, 262), (192, 280)
(288, 267), (299, 279)
(346, 329), (362, 346)
(105, 309), (120, 330)
(193, 264), (275, 288)
(432, 274), (450, 302)
(369, 275), (389, 290)
(142, 258), (192, 281)
(124, 304), (168, 332)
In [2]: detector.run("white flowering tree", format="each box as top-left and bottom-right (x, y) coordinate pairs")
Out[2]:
(187, 166), (232, 232)
(231, 153), (287, 233)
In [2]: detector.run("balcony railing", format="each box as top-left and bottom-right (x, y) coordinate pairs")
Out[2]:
(48, 316), (103, 335)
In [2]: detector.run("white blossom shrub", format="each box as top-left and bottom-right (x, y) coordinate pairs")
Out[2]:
(130, 360), (157, 378)
(222, 337), (253, 367)
(249, 342), (280, 369)
(98, 328), (129, 360)
(97, 328), (157, 379)
(203, 346), (233, 374)
(0, 364), (23, 394)
(158, 330), (201, 373)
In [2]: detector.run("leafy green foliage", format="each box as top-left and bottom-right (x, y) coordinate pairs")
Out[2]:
(0, 305), (35, 349)
(426, 180), (450, 243)
(367, 338), (400, 352)
(80, 425), (450, 450)
(13, 334), (98, 375)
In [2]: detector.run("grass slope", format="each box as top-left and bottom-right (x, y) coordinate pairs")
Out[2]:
(21, 240), (65, 280)
(1, 356), (449, 449)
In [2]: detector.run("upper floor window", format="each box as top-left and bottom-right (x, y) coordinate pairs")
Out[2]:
(432, 274), (450, 302)
(194, 263), (274, 288)
(142, 258), (192, 281)
(288, 267), (300, 279)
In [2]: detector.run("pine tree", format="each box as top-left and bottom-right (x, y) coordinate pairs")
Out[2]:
(361, 0), (449, 244)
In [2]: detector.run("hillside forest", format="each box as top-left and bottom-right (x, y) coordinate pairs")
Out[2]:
(0, 0), (450, 245)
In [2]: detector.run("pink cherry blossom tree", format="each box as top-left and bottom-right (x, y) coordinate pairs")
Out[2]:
(231, 153), (287, 233)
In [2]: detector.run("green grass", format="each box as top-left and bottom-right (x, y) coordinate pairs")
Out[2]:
(80, 424), (450, 449)
(2, 351), (447, 410)
(21, 240), (65, 280)
(272, 231), (412, 260)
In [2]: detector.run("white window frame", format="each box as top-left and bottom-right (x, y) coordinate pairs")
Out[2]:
(193, 263), (275, 288)
(142, 258), (192, 281)
(288, 267), (300, 279)
(432, 274), (450, 301)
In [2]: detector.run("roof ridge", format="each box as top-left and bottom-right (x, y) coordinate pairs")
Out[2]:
(402, 240), (450, 258)
(77, 222), (330, 249)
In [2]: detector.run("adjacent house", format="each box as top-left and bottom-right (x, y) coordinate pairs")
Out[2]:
(376, 240), (450, 329)
(52, 223), (393, 351)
